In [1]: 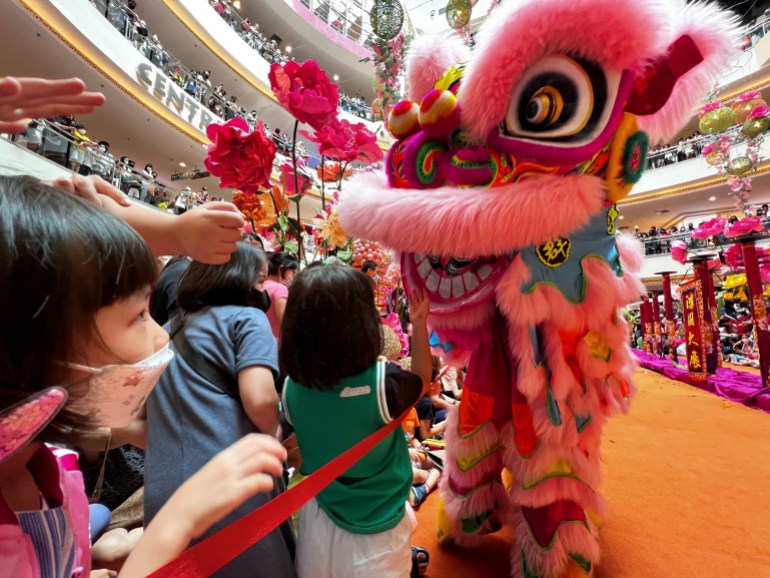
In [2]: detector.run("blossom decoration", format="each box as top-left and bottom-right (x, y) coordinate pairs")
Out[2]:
(671, 240), (688, 264)
(736, 91), (763, 103)
(725, 216), (765, 238)
(268, 60), (339, 131)
(691, 217), (726, 239)
(301, 118), (383, 164)
(205, 118), (276, 195)
(722, 243), (744, 269)
(279, 161), (312, 198)
(313, 204), (349, 249)
(699, 102), (722, 117)
(232, 191), (267, 226)
(748, 104), (770, 119)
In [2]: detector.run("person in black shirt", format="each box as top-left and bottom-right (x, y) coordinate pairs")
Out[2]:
(150, 256), (191, 324)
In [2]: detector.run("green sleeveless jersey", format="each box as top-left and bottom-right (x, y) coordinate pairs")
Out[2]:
(283, 361), (412, 534)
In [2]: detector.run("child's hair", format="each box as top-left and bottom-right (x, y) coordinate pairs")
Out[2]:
(280, 264), (381, 390)
(0, 175), (157, 442)
(268, 250), (298, 277)
(177, 242), (267, 312)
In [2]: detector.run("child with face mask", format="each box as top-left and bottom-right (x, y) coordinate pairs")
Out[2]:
(0, 175), (286, 578)
(144, 243), (296, 578)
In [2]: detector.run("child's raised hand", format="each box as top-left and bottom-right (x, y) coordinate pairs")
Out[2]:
(174, 202), (244, 264)
(170, 433), (287, 540)
(48, 174), (131, 207)
(0, 76), (105, 133)
(407, 288), (430, 327)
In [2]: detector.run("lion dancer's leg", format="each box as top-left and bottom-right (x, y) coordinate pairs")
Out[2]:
(505, 323), (614, 578)
(437, 315), (511, 546)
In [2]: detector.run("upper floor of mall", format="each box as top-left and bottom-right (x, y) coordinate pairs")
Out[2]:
(7, 0), (770, 237)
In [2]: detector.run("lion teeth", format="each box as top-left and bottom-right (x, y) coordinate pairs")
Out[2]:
(463, 272), (479, 291)
(426, 271), (440, 292)
(439, 277), (452, 299)
(417, 257), (432, 280)
(452, 276), (465, 297)
(478, 264), (493, 280)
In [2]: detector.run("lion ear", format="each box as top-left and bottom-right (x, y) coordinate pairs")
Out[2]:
(405, 33), (471, 102)
(625, 35), (704, 117)
(632, 3), (740, 145)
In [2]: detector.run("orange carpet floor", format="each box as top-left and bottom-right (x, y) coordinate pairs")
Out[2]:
(413, 367), (770, 577)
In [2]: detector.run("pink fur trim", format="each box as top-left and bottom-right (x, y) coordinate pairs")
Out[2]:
(636, 3), (741, 144)
(429, 299), (496, 358)
(440, 407), (509, 546)
(339, 171), (605, 257)
(405, 33), (471, 103)
(459, 0), (674, 141)
(511, 506), (601, 578)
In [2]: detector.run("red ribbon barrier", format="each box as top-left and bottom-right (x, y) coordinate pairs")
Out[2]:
(148, 408), (410, 577)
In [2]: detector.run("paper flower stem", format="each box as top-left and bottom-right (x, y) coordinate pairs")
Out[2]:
(290, 119), (303, 261)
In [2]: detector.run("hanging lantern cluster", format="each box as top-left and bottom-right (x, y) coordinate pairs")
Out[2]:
(370, 0), (404, 41)
(699, 90), (770, 214)
(446, 0), (472, 29)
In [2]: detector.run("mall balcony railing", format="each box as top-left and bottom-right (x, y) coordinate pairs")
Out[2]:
(208, 0), (375, 122)
(90, 0), (251, 125)
(5, 118), (180, 206)
(638, 227), (770, 257)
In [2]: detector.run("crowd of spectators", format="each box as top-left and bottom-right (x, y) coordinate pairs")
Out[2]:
(9, 115), (175, 207)
(647, 132), (706, 170)
(208, 0), (375, 122)
(635, 205), (770, 256)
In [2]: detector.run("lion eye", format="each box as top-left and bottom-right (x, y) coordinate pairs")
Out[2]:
(504, 55), (609, 142)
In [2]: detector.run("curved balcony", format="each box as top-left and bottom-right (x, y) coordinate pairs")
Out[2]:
(150, 0), (383, 134)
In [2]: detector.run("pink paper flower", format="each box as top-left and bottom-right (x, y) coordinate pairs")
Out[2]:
(671, 240), (688, 264)
(205, 118), (276, 195)
(279, 161), (312, 197)
(761, 266), (770, 284)
(269, 60), (339, 131)
(700, 102), (722, 116)
(701, 143), (716, 156)
(708, 257), (722, 271)
(748, 104), (770, 119)
(737, 91), (762, 103)
(723, 244), (744, 269)
(301, 118), (383, 164)
(691, 217), (726, 239)
(725, 216), (765, 238)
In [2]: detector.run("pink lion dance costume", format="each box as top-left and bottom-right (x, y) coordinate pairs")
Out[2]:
(340, 1), (736, 576)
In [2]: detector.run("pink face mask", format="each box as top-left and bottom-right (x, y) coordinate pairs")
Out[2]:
(66, 347), (173, 428)
(0, 388), (68, 463)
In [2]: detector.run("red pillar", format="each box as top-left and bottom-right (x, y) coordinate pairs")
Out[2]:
(740, 238), (770, 387)
(652, 291), (662, 357)
(641, 295), (652, 353)
(659, 272), (677, 362)
(694, 258), (718, 374)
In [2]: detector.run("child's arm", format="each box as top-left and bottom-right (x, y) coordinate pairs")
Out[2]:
(118, 433), (286, 578)
(238, 366), (281, 438)
(419, 418), (446, 441)
(407, 288), (432, 396)
(50, 175), (244, 264)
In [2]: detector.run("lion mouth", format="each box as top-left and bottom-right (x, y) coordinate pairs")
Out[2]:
(402, 252), (510, 312)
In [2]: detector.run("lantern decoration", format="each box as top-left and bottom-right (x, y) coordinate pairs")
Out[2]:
(446, 0), (472, 29)
(698, 104), (735, 134)
(352, 238), (388, 268)
(370, 0), (404, 41)
(732, 90), (766, 124)
(701, 91), (769, 214)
